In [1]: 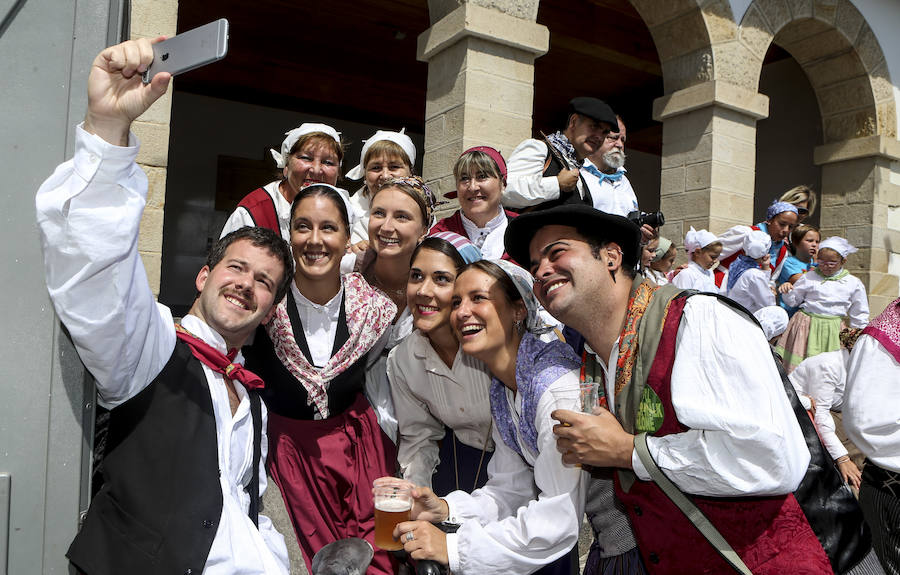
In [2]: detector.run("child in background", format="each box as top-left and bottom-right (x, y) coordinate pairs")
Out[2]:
(726, 229), (775, 314)
(640, 236), (660, 284)
(671, 227), (722, 293)
(715, 200), (799, 288)
(777, 237), (869, 373)
(777, 224), (820, 316)
(647, 236), (674, 286)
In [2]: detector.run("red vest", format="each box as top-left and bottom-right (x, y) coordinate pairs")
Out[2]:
(237, 187), (280, 234)
(615, 295), (833, 574)
(714, 225), (788, 288)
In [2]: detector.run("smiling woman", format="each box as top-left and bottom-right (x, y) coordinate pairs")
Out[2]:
(241, 183), (399, 575)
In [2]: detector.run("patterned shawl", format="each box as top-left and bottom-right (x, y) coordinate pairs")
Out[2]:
(265, 272), (396, 418)
(490, 333), (580, 458)
(862, 297), (900, 364)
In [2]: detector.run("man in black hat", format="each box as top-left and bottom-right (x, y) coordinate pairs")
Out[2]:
(502, 97), (617, 212)
(502, 205), (830, 574)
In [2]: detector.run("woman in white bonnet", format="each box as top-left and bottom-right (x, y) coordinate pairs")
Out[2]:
(345, 129), (417, 243)
(221, 123), (343, 241)
(726, 229), (776, 314)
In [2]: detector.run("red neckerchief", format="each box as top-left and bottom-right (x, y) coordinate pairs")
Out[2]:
(175, 324), (264, 390)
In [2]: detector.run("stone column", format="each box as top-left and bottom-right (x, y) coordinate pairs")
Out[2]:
(653, 81), (769, 256)
(131, 0), (178, 295)
(417, 2), (549, 210)
(814, 136), (900, 314)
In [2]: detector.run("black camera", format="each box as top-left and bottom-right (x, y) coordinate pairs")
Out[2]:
(627, 210), (665, 228)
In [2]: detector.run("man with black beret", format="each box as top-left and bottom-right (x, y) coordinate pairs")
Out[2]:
(502, 97), (617, 212)
(502, 205), (833, 574)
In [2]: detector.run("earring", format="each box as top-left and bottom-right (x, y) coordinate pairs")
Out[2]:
(514, 319), (523, 333)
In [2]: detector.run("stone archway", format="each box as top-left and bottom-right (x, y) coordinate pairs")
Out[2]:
(735, 0), (899, 312)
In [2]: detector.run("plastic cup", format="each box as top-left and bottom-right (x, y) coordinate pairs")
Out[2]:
(373, 479), (412, 550)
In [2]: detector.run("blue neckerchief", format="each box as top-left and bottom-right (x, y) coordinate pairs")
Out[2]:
(727, 254), (760, 292)
(582, 163), (624, 184)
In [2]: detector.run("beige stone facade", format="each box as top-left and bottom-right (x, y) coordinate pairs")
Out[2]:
(137, 0), (900, 312)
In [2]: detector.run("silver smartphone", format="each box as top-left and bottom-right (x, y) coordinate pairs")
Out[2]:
(142, 18), (229, 84)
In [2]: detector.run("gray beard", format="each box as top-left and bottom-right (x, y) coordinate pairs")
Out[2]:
(602, 150), (626, 171)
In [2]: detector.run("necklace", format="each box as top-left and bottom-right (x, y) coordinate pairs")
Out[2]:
(372, 272), (406, 298)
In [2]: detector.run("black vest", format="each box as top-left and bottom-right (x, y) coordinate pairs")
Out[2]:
(534, 146), (592, 211)
(68, 341), (254, 575)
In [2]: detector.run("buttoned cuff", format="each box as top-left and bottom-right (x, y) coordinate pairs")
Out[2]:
(74, 123), (140, 184)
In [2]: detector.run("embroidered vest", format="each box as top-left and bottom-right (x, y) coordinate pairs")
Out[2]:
(237, 187), (279, 233)
(68, 341), (262, 575)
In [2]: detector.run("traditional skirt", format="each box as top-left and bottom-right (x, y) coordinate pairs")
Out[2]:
(267, 393), (398, 575)
(776, 309), (843, 373)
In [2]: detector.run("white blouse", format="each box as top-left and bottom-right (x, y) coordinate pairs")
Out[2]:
(443, 372), (586, 575)
(789, 349), (850, 460)
(387, 330), (494, 488)
(460, 209), (508, 261)
(844, 335), (900, 473)
(781, 269), (869, 327)
(290, 282), (342, 367)
(671, 261), (720, 294)
(727, 267), (775, 314)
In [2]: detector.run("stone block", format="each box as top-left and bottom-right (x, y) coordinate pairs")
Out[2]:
(878, 181), (900, 206)
(782, 28), (847, 66)
(463, 107), (532, 149)
(469, 0), (540, 21)
(803, 51), (866, 90)
(632, 0), (695, 28)
(133, 121), (170, 167)
(423, 141), (463, 182)
(823, 109), (876, 143)
(711, 134), (756, 168)
(425, 114), (448, 148)
(661, 108), (714, 142)
(139, 251), (162, 296)
(785, 0), (813, 20)
(138, 207), (165, 252)
(465, 71), (533, 117)
(660, 49), (714, 94)
(703, 1), (737, 43)
(662, 132), (714, 169)
(708, 214), (745, 234)
(869, 293), (899, 317)
(710, 43), (762, 92)
(426, 106), (465, 149)
(660, 166), (686, 196)
(877, 102), (897, 139)
(821, 203), (875, 228)
(660, 221), (685, 247)
(466, 39), (535, 82)
(817, 76), (875, 117)
(145, 166), (167, 209)
(853, 25), (885, 74)
(685, 161), (711, 192)
(130, 0), (178, 38)
(711, 108), (758, 144)
(754, 0), (792, 34)
(709, 188), (754, 221)
(813, 0), (837, 25)
(834, 0), (864, 44)
(739, 5), (774, 61)
(652, 12), (711, 62)
(854, 247), (889, 270)
(844, 224), (873, 248)
(661, 190), (710, 220)
(709, 162), (756, 195)
(869, 61), (894, 104)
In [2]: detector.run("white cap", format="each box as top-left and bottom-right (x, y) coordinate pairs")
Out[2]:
(743, 229), (772, 259)
(819, 236), (857, 259)
(684, 227), (718, 254)
(270, 123), (341, 169)
(345, 129), (416, 181)
(754, 306), (789, 341)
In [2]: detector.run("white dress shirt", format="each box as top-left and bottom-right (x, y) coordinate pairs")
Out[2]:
(290, 282), (343, 367)
(366, 307), (415, 443)
(502, 139), (585, 208)
(460, 209), (509, 261)
(580, 160), (638, 217)
(789, 349), (850, 460)
(387, 330), (494, 488)
(671, 261), (720, 294)
(588, 295), (809, 496)
(728, 267), (775, 314)
(781, 269), (870, 328)
(221, 180), (293, 242)
(843, 335), (900, 472)
(443, 373), (586, 575)
(36, 125), (289, 574)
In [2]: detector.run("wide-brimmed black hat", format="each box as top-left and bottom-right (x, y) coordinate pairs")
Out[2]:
(568, 97), (618, 129)
(504, 204), (642, 269)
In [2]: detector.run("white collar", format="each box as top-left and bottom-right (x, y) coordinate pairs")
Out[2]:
(460, 207), (506, 234)
(688, 260), (714, 277)
(291, 281), (343, 315)
(181, 313), (237, 360)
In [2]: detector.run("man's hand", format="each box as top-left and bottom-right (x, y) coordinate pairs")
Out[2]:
(409, 485), (449, 523)
(640, 224), (655, 243)
(557, 169), (579, 193)
(84, 37), (171, 146)
(552, 407), (634, 468)
(393, 521), (449, 564)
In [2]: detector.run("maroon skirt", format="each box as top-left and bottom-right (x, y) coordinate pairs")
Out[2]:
(268, 393), (398, 575)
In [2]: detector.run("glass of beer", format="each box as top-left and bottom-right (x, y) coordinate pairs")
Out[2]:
(373, 479), (412, 551)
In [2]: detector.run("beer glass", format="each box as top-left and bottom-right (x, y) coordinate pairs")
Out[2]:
(373, 479), (412, 550)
